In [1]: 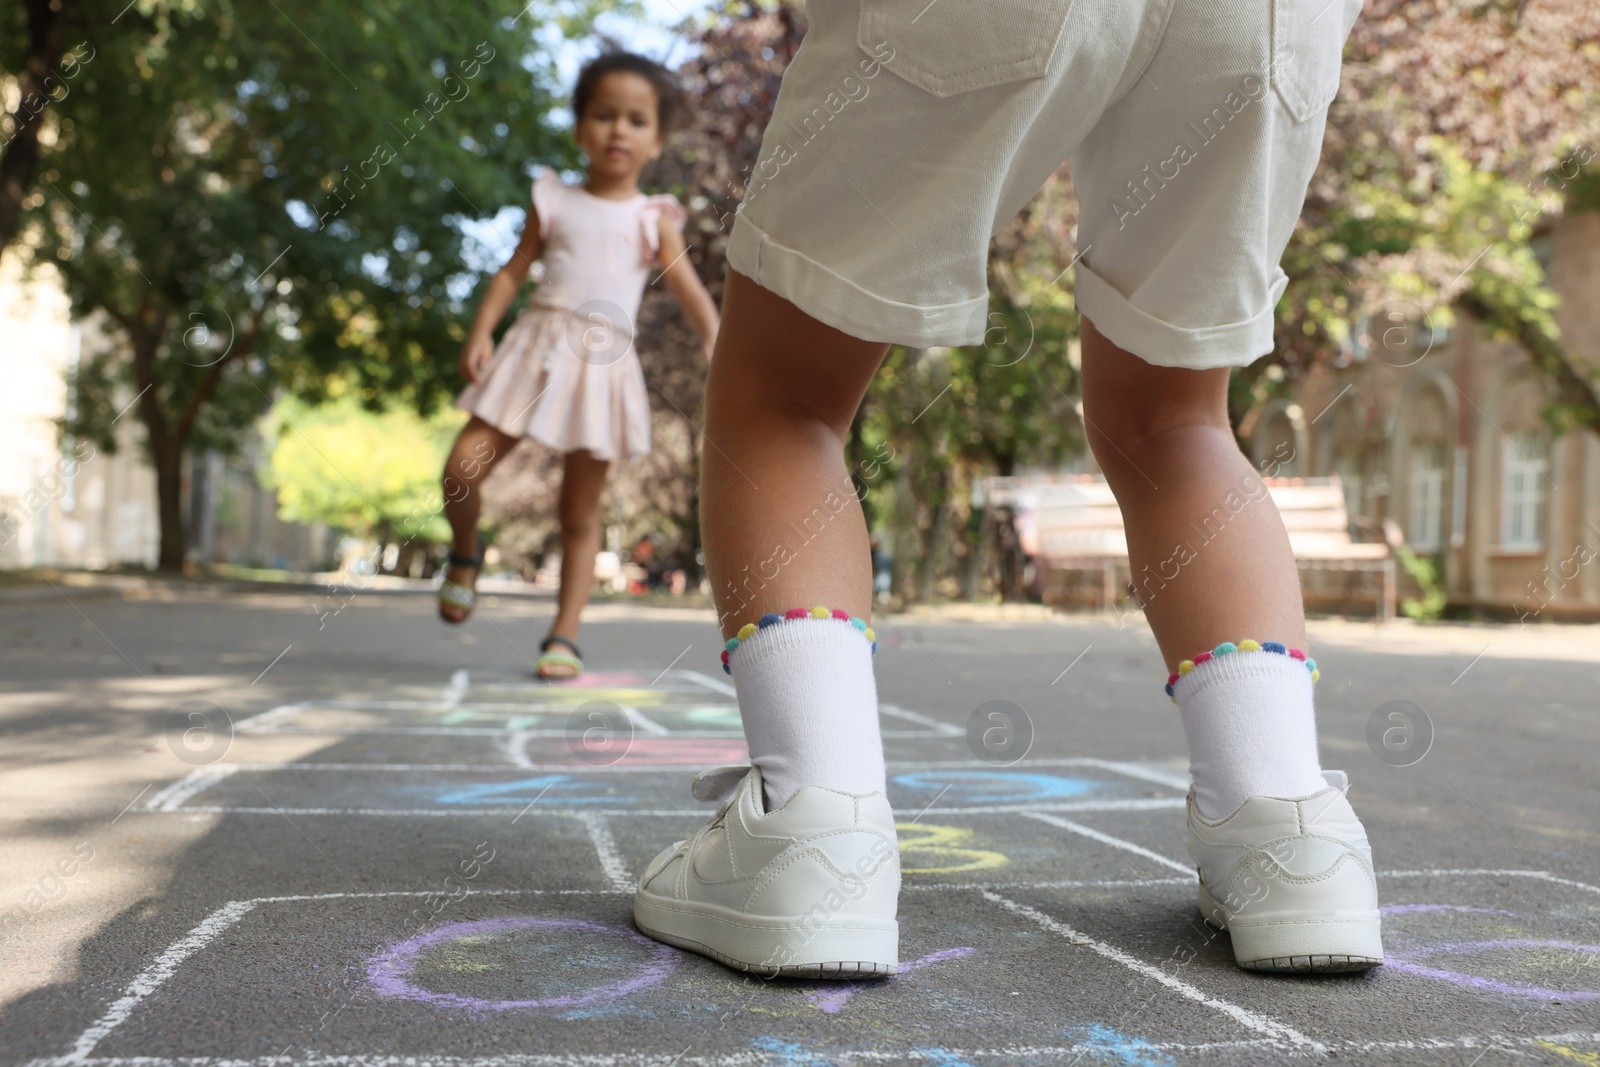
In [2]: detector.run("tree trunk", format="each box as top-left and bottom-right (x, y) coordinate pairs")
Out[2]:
(916, 468), (949, 603)
(128, 321), (188, 572)
(154, 446), (186, 572)
(0, 0), (67, 260)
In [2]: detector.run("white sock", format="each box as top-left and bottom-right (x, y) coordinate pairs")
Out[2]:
(728, 616), (886, 810)
(1172, 646), (1327, 819)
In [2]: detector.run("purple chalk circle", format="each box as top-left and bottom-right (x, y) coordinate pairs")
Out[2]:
(367, 917), (677, 1010)
(1385, 940), (1600, 1001)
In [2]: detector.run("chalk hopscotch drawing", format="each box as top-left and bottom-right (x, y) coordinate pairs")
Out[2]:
(1383, 904), (1600, 1000)
(679, 705), (745, 728)
(433, 774), (638, 806)
(1064, 1024), (1175, 1067)
(895, 823), (1008, 875)
(519, 736), (751, 767)
(892, 770), (1099, 805)
(367, 917), (678, 1011)
(804, 947), (975, 1014)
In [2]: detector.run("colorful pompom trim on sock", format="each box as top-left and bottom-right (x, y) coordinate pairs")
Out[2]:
(719, 606), (876, 673)
(1163, 639), (1317, 700)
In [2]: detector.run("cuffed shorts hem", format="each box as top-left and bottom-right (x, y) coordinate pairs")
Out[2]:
(1074, 261), (1290, 371)
(728, 212), (989, 348)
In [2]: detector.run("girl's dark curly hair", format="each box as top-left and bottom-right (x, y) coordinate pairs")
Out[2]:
(572, 51), (687, 134)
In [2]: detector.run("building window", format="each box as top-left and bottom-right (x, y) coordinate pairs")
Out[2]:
(1499, 430), (1547, 550)
(1408, 442), (1447, 552)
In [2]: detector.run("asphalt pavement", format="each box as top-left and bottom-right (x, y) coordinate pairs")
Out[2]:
(1, 583), (1597, 1066)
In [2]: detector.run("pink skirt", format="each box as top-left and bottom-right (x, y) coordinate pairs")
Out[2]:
(456, 304), (651, 461)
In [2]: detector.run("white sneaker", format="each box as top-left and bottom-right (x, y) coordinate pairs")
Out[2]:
(1187, 770), (1384, 973)
(633, 765), (900, 978)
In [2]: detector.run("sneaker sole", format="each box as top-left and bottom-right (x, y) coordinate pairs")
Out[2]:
(1199, 882), (1383, 974)
(634, 893), (897, 980)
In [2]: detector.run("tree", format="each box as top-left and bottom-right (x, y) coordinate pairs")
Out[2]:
(20, 0), (603, 569)
(263, 394), (465, 568)
(1272, 0), (1600, 435)
(632, 0), (806, 583)
(859, 170), (1084, 603)
(635, 1), (1086, 604)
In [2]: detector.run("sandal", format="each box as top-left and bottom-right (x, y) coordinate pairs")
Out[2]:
(437, 534), (485, 624)
(535, 634), (583, 680)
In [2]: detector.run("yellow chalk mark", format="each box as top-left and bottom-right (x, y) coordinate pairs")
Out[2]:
(895, 822), (1008, 875)
(422, 943), (508, 973)
(1536, 1042), (1600, 1066)
(429, 960), (503, 973)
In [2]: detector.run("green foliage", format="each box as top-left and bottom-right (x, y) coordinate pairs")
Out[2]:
(19, 0), (617, 564)
(262, 393), (465, 543)
(1396, 545), (1448, 621)
(1283, 131), (1600, 435)
(862, 282), (1081, 600)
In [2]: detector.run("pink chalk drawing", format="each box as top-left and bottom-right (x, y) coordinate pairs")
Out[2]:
(805, 947), (974, 1014)
(1382, 904), (1600, 1000)
(367, 917), (677, 1011)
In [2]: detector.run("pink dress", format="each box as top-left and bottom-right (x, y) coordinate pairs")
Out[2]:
(456, 168), (686, 461)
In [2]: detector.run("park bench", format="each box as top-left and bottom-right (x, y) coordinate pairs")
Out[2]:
(986, 474), (1400, 620)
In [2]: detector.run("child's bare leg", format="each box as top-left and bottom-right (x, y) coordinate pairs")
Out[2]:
(1079, 318), (1306, 663)
(439, 417), (519, 621)
(1081, 317), (1324, 818)
(549, 449), (610, 643)
(702, 271), (889, 627)
(701, 270), (890, 808)
(637, 275), (901, 975)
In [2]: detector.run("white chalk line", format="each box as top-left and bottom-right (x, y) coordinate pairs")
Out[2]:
(27, 1033), (1600, 1067)
(980, 890), (1323, 1050)
(130, 799), (1189, 818)
(231, 702), (310, 733)
(63, 900), (258, 1064)
(143, 766), (241, 812)
(152, 757), (1188, 776)
(621, 705), (671, 736)
(904, 876), (1192, 892)
(575, 812), (633, 892)
(235, 724), (740, 738)
(179, 758), (1189, 786)
(44, 871), (1600, 1066)
(1070, 757), (1191, 792)
(501, 732), (536, 771)
(62, 667), (1600, 1062)
(677, 668), (735, 697)
(878, 703), (964, 737)
(228, 724), (940, 739)
(1021, 811), (1192, 876)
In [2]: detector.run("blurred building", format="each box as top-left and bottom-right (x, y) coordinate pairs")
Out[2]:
(1248, 211), (1600, 616)
(0, 255), (331, 572)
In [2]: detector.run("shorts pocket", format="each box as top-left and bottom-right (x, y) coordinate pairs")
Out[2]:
(858, 0), (1072, 98)
(1270, 0), (1362, 123)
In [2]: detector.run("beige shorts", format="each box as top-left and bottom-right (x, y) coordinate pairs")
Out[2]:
(725, 0), (1362, 369)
